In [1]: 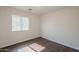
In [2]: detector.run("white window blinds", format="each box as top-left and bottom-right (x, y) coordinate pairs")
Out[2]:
(12, 15), (29, 31)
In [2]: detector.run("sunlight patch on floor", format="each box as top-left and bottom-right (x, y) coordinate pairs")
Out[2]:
(29, 43), (45, 52)
(16, 43), (45, 52)
(16, 46), (35, 52)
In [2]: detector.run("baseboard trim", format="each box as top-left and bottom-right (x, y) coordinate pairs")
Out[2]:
(1, 37), (41, 49)
(41, 37), (79, 51)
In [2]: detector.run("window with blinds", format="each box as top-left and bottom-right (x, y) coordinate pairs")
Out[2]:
(12, 15), (29, 31)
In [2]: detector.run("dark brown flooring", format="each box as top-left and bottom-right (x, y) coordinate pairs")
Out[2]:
(0, 37), (79, 52)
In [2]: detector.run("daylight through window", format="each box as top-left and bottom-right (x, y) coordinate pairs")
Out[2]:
(12, 15), (29, 31)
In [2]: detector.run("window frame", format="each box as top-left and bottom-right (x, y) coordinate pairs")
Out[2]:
(12, 15), (29, 32)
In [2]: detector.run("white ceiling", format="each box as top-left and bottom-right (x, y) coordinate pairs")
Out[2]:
(11, 6), (65, 15)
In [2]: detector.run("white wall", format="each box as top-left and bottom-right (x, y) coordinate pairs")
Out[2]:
(41, 7), (79, 50)
(0, 7), (40, 48)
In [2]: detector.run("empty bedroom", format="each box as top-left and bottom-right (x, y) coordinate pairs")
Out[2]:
(0, 6), (79, 52)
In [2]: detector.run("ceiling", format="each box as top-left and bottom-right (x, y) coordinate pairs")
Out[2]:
(11, 6), (65, 15)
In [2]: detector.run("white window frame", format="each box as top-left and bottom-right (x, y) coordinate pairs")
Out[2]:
(12, 15), (29, 32)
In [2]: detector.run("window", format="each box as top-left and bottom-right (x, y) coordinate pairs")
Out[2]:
(12, 15), (29, 31)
